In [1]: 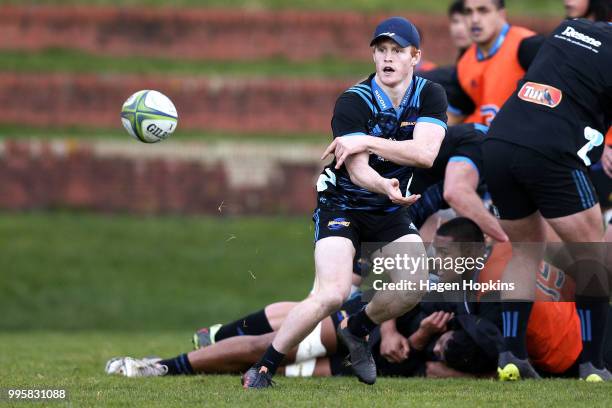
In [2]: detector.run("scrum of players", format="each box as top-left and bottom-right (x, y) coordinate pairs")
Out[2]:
(105, 0), (612, 385)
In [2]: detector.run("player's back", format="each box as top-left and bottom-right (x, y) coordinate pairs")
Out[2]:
(488, 19), (612, 168)
(524, 19), (611, 126)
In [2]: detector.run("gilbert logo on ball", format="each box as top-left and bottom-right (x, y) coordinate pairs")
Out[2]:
(120, 90), (178, 143)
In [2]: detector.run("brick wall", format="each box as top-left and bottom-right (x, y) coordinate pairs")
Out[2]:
(0, 139), (326, 215)
(0, 5), (559, 65)
(0, 73), (351, 134)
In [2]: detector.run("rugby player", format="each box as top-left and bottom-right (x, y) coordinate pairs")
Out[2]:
(416, 1), (472, 125)
(240, 16), (448, 388)
(482, 18), (612, 381)
(564, 0), (612, 217)
(447, 0), (543, 126)
(448, 0), (473, 57)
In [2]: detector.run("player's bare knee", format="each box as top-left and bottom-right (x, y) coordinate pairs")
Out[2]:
(312, 289), (346, 315)
(321, 292), (346, 313)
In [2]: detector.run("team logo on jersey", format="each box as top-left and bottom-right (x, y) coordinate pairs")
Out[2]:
(559, 26), (601, 48)
(328, 218), (350, 230)
(518, 82), (562, 108)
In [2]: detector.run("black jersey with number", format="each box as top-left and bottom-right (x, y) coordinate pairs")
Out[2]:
(410, 123), (486, 195)
(486, 19), (612, 169)
(316, 73), (448, 212)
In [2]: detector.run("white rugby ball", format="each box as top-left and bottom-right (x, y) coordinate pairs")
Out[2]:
(120, 90), (178, 143)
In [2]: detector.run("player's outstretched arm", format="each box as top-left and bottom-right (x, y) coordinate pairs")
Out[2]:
(443, 161), (509, 242)
(345, 152), (420, 207)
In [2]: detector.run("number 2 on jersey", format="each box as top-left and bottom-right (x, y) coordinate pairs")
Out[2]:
(577, 126), (604, 166)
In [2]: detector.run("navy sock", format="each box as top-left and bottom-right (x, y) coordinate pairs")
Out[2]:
(159, 353), (194, 375)
(576, 295), (609, 368)
(215, 309), (273, 342)
(347, 308), (377, 338)
(258, 345), (285, 376)
(501, 301), (533, 359)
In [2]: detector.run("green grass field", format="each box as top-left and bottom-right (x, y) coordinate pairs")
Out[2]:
(0, 0), (565, 16)
(1, 212), (315, 330)
(2, 213), (611, 406)
(0, 123), (329, 143)
(1, 332), (611, 407)
(0, 49), (372, 79)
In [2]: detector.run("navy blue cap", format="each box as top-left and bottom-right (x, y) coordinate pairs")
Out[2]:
(370, 17), (420, 49)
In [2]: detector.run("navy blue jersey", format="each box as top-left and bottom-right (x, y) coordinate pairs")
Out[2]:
(410, 123), (486, 195)
(317, 73), (448, 212)
(487, 19), (612, 168)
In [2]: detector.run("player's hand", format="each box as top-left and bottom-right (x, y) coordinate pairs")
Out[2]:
(380, 331), (410, 363)
(385, 178), (420, 206)
(602, 144), (612, 178)
(320, 136), (372, 169)
(419, 311), (454, 336)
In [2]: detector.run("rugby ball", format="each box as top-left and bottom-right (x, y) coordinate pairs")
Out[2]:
(120, 90), (178, 143)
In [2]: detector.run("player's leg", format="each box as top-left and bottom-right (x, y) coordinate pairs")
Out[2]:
(107, 315), (341, 378)
(359, 233), (428, 323)
(193, 301), (297, 348)
(545, 205), (610, 380)
(338, 210), (427, 384)
(242, 235), (354, 388)
(184, 333), (277, 374)
(482, 139), (544, 380)
(265, 302), (301, 331)
(495, 213), (546, 380)
(522, 149), (610, 381)
(263, 237), (353, 360)
(105, 334), (277, 377)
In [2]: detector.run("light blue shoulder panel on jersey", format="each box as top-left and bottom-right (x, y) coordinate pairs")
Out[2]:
(345, 83), (378, 115)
